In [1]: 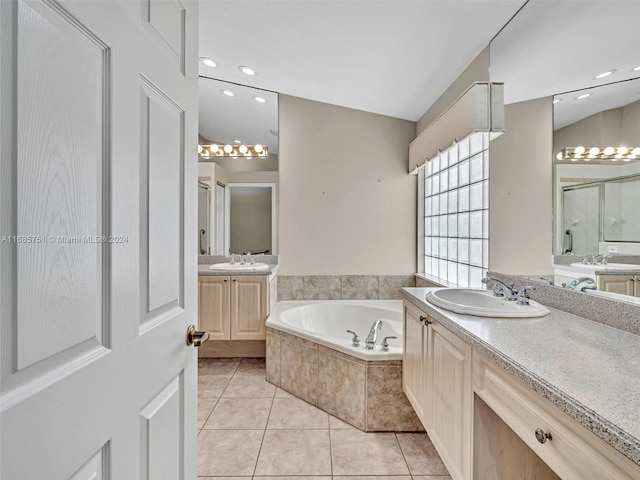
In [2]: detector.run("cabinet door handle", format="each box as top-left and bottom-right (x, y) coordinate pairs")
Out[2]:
(534, 428), (552, 444)
(223, 279), (227, 282)
(232, 278), (236, 282)
(419, 315), (432, 325)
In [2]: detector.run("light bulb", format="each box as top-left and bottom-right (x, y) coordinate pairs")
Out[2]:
(223, 144), (233, 153)
(238, 66), (255, 76)
(574, 146), (585, 155)
(617, 146), (628, 155)
(556, 152), (563, 160)
(198, 145), (203, 154)
(239, 145), (248, 154)
(254, 144), (263, 153)
(200, 57), (217, 67)
(603, 147), (615, 155)
(632, 147), (640, 156)
(588, 147), (600, 157)
(210, 144), (219, 153)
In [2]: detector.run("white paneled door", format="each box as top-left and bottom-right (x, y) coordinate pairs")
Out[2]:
(0, 1), (198, 478)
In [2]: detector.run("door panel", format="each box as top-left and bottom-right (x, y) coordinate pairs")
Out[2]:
(140, 76), (184, 321)
(15, 0), (109, 371)
(139, 375), (183, 480)
(0, 1), (198, 478)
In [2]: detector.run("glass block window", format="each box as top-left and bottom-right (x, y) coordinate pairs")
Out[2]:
(424, 132), (489, 287)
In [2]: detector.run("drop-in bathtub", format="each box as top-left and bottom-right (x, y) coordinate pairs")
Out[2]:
(266, 300), (404, 360)
(265, 300), (422, 432)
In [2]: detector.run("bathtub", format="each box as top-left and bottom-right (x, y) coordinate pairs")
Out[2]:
(266, 299), (404, 361)
(265, 299), (422, 432)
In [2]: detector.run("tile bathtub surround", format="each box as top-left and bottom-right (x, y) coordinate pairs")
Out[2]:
(490, 271), (640, 336)
(266, 328), (424, 432)
(277, 274), (415, 301)
(198, 357), (451, 479)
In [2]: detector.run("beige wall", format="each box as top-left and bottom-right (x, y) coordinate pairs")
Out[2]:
(416, 47), (490, 135)
(489, 97), (554, 274)
(278, 95), (416, 275)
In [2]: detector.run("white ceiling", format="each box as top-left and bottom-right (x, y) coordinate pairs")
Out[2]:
(198, 0), (528, 121)
(198, 0), (640, 145)
(490, 0), (640, 127)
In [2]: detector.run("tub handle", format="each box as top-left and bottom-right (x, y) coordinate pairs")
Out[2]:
(346, 330), (360, 347)
(381, 336), (397, 352)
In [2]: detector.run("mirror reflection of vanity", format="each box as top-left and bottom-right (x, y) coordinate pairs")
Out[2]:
(197, 77), (278, 256)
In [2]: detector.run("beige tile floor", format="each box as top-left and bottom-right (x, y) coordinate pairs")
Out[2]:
(198, 358), (451, 480)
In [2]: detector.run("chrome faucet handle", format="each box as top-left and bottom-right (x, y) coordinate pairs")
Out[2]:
(230, 255), (236, 264)
(346, 330), (360, 347)
(516, 286), (535, 305)
(250, 257), (256, 264)
(381, 336), (397, 352)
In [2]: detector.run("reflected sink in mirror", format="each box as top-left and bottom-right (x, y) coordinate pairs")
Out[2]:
(569, 263), (640, 271)
(425, 289), (550, 318)
(209, 262), (270, 271)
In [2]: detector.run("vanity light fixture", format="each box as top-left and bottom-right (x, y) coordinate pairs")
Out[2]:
(558, 146), (640, 162)
(198, 143), (268, 158)
(238, 66), (256, 76)
(576, 93), (591, 100)
(594, 69), (616, 79)
(252, 96), (267, 103)
(222, 90), (235, 97)
(200, 57), (217, 67)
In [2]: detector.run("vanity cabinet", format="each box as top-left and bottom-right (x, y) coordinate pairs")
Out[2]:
(597, 274), (640, 297)
(403, 302), (427, 422)
(402, 299), (640, 480)
(473, 352), (639, 480)
(403, 302), (472, 480)
(198, 275), (269, 340)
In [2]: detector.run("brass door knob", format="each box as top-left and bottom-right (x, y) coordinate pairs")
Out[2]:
(186, 324), (211, 347)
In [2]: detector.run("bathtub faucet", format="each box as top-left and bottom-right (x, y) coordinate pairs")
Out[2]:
(365, 320), (383, 350)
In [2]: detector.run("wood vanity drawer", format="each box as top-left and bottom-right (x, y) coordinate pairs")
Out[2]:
(473, 352), (640, 480)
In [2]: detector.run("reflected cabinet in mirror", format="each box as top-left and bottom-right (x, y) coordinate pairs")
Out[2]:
(489, 0), (640, 304)
(197, 77), (278, 256)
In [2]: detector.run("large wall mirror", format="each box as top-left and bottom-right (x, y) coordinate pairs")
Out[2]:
(489, 0), (640, 303)
(197, 77), (278, 256)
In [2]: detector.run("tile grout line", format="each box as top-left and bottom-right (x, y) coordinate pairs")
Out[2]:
(394, 432), (413, 477)
(251, 363), (277, 478)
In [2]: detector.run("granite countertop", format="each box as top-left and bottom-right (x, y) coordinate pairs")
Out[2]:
(401, 287), (640, 466)
(198, 264), (278, 276)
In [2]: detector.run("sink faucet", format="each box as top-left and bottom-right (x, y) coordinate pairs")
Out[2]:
(481, 276), (518, 301)
(566, 277), (596, 291)
(365, 320), (383, 350)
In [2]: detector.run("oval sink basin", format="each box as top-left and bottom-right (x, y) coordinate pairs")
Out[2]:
(570, 262), (640, 271)
(209, 262), (270, 271)
(425, 289), (550, 318)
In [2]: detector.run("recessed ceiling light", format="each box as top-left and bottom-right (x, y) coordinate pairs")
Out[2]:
(222, 90), (235, 97)
(233, 139), (242, 144)
(576, 93), (591, 100)
(594, 69), (616, 79)
(632, 65), (640, 72)
(239, 66), (256, 76)
(253, 96), (267, 103)
(200, 57), (217, 67)
(553, 99), (561, 104)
